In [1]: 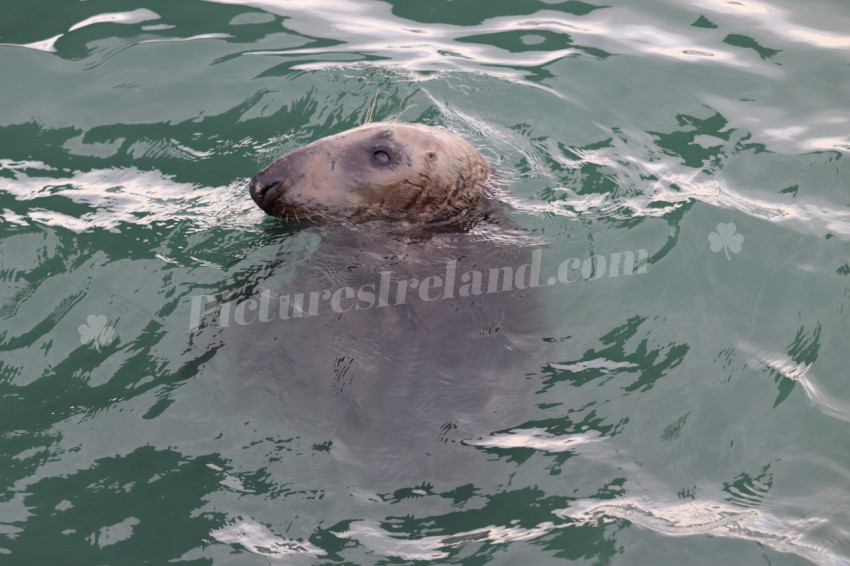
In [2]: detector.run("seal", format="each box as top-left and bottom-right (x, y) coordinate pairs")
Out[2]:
(249, 122), (493, 229)
(197, 120), (549, 484)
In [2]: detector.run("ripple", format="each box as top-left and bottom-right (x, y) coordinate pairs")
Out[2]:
(68, 8), (160, 32)
(335, 518), (564, 561)
(336, 520), (451, 561)
(5, 9), (161, 53)
(509, 142), (850, 240)
(787, 27), (850, 49)
(805, 136), (850, 152)
(695, 0), (779, 17)
(16, 34), (63, 53)
(139, 33), (233, 44)
(211, 0), (758, 77)
(466, 427), (600, 453)
(331, 497), (850, 566)
(212, 518), (325, 557)
(560, 498), (757, 534)
(737, 340), (850, 424)
(694, 0), (850, 49)
(0, 160), (260, 233)
(561, 498), (850, 566)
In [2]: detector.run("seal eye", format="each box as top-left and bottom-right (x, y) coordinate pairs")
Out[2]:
(372, 150), (391, 164)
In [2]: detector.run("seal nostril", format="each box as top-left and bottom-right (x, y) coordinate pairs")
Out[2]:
(250, 176), (285, 210)
(261, 182), (283, 207)
(250, 176), (266, 197)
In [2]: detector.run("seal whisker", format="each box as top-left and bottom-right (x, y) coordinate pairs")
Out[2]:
(390, 104), (416, 122)
(401, 180), (430, 212)
(362, 88), (380, 125)
(403, 179), (426, 191)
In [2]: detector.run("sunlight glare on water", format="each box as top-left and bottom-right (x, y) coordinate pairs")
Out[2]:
(1, 0), (849, 564)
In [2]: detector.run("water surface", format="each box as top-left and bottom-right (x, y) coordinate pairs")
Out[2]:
(1, 0), (849, 564)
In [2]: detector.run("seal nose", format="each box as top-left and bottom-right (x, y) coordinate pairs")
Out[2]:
(249, 153), (303, 214)
(249, 174), (285, 211)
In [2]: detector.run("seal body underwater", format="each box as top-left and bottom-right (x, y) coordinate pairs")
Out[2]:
(206, 122), (549, 483)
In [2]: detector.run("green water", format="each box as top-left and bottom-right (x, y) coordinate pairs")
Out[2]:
(2, 1), (849, 564)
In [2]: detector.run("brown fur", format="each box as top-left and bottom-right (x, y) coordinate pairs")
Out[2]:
(249, 122), (491, 228)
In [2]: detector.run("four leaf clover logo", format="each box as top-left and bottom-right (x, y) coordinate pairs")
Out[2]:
(78, 314), (116, 350)
(708, 222), (744, 260)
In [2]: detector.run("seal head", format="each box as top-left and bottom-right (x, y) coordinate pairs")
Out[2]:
(249, 122), (491, 227)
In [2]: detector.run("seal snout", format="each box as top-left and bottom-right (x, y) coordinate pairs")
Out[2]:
(249, 175), (284, 210)
(249, 158), (298, 214)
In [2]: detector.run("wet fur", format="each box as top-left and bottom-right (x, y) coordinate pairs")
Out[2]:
(250, 122), (492, 230)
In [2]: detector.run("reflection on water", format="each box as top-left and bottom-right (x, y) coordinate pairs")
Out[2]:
(563, 499), (850, 566)
(1, 0), (849, 564)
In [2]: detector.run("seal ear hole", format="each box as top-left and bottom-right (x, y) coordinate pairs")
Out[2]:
(427, 151), (438, 161)
(372, 150), (391, 165)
